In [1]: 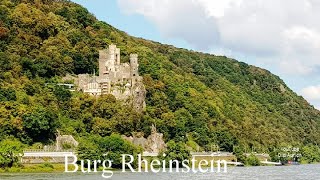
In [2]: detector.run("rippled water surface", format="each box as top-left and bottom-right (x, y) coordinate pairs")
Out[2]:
(1, 164), (320, 180)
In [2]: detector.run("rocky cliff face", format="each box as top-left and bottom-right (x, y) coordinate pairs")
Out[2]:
(132, 80), (147, 113)
(55, 131), (79, 151)
(145, 128), (166, 153)
(123, 125), (166, 153)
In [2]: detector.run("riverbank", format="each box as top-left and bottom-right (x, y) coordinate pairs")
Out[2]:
(0, 164), (68, 173)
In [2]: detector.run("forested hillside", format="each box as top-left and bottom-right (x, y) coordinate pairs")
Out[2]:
(1, 0), (320, 155)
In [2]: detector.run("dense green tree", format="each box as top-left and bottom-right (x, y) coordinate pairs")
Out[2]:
(98, 134), (141, 168)
(214, 130), (238, 152)
(0, 138), (24, 168)
(245, 154), (261, 166)
(301, 145), (320, 163)
(0, 53), (11, 71)
(233, 146), (246, 163)
(77, 137), (101, 163)
(0, 88), (16, 101)
(53, 85), (71, 102)
(22, 107), (58, 143)
(77, 134), (141, 168)
(159, 140), (190, 166)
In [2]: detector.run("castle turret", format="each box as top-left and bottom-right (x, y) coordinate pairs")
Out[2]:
(99, 44), (121, 77)
(108, 44), (121, 71)
(130, 54), (139, 77)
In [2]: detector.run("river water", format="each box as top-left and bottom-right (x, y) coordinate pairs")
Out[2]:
(1, 164), (320, 180)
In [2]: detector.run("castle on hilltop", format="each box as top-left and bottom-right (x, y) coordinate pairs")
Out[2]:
(64, 44), (146, 112)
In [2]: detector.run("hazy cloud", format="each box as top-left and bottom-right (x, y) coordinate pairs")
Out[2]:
(117, 0), (220, 50)
(118, 0), (320, 75)
(302, 85), (320, 100)
(301, 85), (320, 110)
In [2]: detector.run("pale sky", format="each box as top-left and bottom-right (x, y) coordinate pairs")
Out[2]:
(72, 0), (320, 110)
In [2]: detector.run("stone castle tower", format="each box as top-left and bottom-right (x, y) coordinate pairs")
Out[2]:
(99, 44), (121, 77)
(69, 44), (146, 112)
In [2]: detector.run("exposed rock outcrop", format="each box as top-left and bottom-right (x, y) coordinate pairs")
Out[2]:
(55, 131), (79, 151)
(123, 125), (166, 153)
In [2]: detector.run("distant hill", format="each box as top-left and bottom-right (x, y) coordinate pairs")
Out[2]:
(0, 0), (319, 152)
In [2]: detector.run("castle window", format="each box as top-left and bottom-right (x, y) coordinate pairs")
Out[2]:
(105, 67), (109, 74)
(133, 74), (136, 76)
